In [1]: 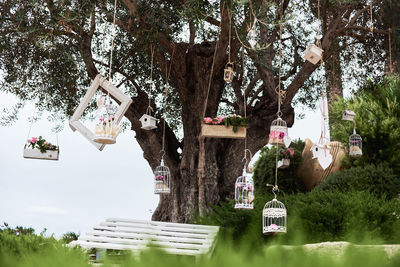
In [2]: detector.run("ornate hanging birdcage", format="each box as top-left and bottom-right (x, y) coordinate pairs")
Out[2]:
(93, 95), (121, 144)
(269, 117), (288, 146)
(263, 194), (287, 235)
(154, 155), (170, 194)
(234, 166), (254, 210)
(349, 129), (362, 157)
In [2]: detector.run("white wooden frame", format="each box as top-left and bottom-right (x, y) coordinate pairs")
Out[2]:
(69, 74), (133, 151)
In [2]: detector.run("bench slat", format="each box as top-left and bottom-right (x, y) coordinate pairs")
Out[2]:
(106, 218), (219, 231)
(78, 235), (209, 250)
(86, 230), (213, 245)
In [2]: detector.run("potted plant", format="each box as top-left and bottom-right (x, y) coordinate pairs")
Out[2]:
(277, 148), (294, 169)
(23, 136), (59, 160)
(201, 115), (249, 139)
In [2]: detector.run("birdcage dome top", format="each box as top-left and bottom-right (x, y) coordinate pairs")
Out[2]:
(271, 117), (287, 127)
(263, 198), (286, 210)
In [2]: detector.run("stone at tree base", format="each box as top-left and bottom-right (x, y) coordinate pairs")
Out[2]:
(297, 138), (346, 190)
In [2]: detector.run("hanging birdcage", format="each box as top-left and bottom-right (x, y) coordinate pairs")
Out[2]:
(154, 157), (170, 194)
(93, 95), (121, 144)
(224, 63), (235, 83)
(263, 196), (287, 235)
(269, 117), (288, 146)
(234, 167), (254, 210)
(349, 129), (362, 157)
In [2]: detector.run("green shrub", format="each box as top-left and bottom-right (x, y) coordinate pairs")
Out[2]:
(329, 76), (400, 173)
(314, 164), (400, 199)
(253, 139), (306, 195)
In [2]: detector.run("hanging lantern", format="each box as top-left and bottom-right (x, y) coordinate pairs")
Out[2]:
(93, 95), (121, 144)
(349, 129), (362, 157)
(224, 63), (235, 83)
(269, 117), (288, 146)
(304, 44), (323, 65)
(154, 156), (171, 194)
(140, 107), (157, 130)
(263, 196), (287, 235)
(234, 166), (254, 210)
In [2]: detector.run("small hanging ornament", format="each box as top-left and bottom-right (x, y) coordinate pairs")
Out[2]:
(342, 110), (355, 121)
(262, 188), (287, 235)
(349, 128), (362, 157)
(224, 63), (235, 83)
(154, 152), (171, 194)
(269, 117), (289, 146)
(140, 107), (157, 130)
(93, 95), (121, 144)
(234, 159), (254, 210)
(304, 43), (323, 65)
(277, 159), (290, 169)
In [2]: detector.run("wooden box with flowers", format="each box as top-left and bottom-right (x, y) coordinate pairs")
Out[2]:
(23, 136), (59, 160)
(201, 115), (248, 139)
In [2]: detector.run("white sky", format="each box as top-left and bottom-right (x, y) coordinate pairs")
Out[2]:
(0, 90), (321, 237)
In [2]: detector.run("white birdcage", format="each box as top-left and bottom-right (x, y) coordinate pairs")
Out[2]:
(154, 157), (170, 194)
(349, 129), (362, 157)
(269, 117), (288, 146)
(234, 167), (254, 210)
(263, 196), (287, 235)
(93, 95), (121, 144)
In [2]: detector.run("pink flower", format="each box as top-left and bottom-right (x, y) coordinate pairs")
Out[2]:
(269, 224), (279, 230)
(269, 131), (280, 139)
(30, 137), (37, 144)
(211, 119), (219, 125)
(99, 117), (104, 121)
(288, 148), (294, 157)
(203, 117), (213, 124)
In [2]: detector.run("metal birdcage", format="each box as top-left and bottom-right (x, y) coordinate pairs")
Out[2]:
(234, 167), (254, 210)
(269, 117), (288, 146)
(349, 129), (362, 157)
(154, 157), (170, 194)
(262, 191), (287, 234)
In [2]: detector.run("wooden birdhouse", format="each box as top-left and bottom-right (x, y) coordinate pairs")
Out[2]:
(342, 110), (355, 121)
(140, 114), (157, 130)
(304, 44), (323, 65)
(224, 64), (234, 83)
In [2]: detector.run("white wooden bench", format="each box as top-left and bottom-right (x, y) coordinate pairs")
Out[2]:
(69, 218), (219, 258)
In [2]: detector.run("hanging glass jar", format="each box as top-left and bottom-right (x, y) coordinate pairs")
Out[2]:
(154, 153), (171, 194)
(349, 129), (362, 156)
(269, 117), (288, 146)
(262, 191), (287, 235)
(234, 165), (254, 210)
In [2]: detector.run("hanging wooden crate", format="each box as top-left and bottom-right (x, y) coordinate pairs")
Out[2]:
(23, 145), (59, 161)
(304, 44), (323, 65)
(342, 110), (355, 121)
(277, 159), (290, 169)
(69, 74), (132, 151)
(201, 124), (246, 139)
(224, 65), (234, 83)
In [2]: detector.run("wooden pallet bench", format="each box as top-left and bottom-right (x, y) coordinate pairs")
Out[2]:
(69, 218), (219, 258)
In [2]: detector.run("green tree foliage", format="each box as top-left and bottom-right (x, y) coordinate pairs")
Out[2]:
(330, 76), (400, 172)
(253, 139), (306, 195)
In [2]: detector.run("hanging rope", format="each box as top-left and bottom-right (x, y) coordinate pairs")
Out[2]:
(108, 0), (118, 81)
(389, 28), (393, 74)
(369, 2), (374, 34)
(202, 2), (226, 118)
(319, 91), (328, 145)
(228, 8), (232, 65)
(147, 45), (155, 114)
(161, 46), (176, 154)
(99, 14), (107, 75)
